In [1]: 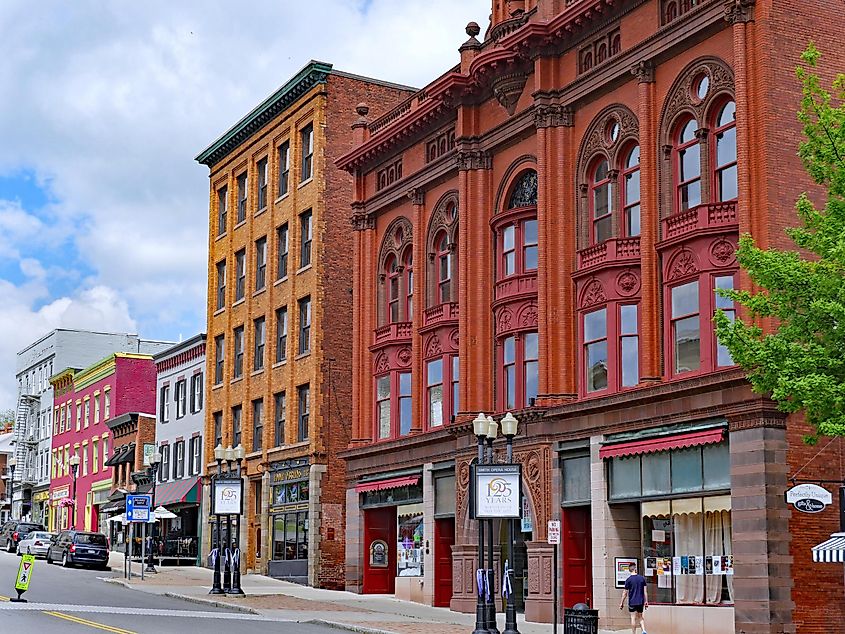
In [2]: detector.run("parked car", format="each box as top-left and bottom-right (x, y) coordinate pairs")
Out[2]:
(46, 530), (109, 570)
(0, 520), (46, 553)
(16, 531), (55, 557)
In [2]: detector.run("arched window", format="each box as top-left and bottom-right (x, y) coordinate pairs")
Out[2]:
(610, 33), (621, 56)
(404, 250), (413, 318)
(596, 43), (608, 64)
(583, 51), (593, 73)
(674, 118), (701, 213)
(435, 232), (451, 304)
(622, 145), (641, 237)
(385, 255), (400, 323)
(590, 159), (614, 243)
(496, 170), (538, 279)
(665, 1), (678, 22)
(712, 100), (737, 202)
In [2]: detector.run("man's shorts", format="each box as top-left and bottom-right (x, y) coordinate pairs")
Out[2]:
(628, 604), (644, 613)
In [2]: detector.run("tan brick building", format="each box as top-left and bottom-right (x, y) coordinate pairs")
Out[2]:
(196, 61), (413, 587)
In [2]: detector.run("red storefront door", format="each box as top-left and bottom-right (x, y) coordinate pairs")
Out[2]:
(363, 507), (397, 594)
(433, 517), (455, 607)
(562, 507), (592, 609)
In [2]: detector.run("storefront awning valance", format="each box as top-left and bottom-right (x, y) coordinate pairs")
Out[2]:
(155, 477), (200, 507)
(599, 427), (725, 460)
(812, 533), (845, 563)
(104, 443), (135, 467)
(355, 475), (420, 493)
(100, 500), (125, 514)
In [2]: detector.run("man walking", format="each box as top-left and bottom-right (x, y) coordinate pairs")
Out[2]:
(619, 561), (648, 634)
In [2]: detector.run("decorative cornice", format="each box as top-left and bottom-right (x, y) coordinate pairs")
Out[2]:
(630, 60), (655, 83)
(723, 0), (755, 23)
(534, 104), (575, 128)
(351, 212), (375, 231)
(407, 188), (425, 206)
(456, 149), (492, 171)
(196, 61), (333, 167)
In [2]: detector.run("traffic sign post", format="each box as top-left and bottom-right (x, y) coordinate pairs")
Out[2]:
(548, 520), (561, 634)
(11, 554), (35, 602)
(127, 494), (152, 522)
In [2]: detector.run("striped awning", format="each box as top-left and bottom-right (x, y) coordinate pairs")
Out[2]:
(812, 533), (845, 563)
(600, 427), (725, 459)
(155, 477), (200, 507)
(355, 475), (419, 493)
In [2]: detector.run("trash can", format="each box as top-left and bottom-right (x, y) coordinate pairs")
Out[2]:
(563, 604), (599, 634)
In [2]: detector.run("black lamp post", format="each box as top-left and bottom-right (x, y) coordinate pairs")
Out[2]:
(229, 444), (246, 596)
(209, 444), (225, 595)
(8, 458), (16, 520)
(145, 451), (162, 573)
(222, 445), (234, 592)
(472, 413), (490, 634)
(69, 454), (81, 530)
(500, 412), (520, 634)
(485, 416), (500, 634)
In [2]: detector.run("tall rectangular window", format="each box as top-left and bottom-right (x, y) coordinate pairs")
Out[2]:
(297, 384), (310, 441)
(502, 225), (516, 276)
(235, 249), (246, 301)
(217, 186), (228, 235)
(300, 124), (313, 182)
(584, 308), (608, 392)
(94, 394), (100, 424)
(427, 359), (443, 428)
(714, 276), (735, 366)
(503, 336), (516, 409)
(174, 440), (185, 479)
(277, 223), (289, 279)
(524, 331), (539, 404)
(216, 260), (226, 309)
(189, 436), (201, 476)
(214, 335), (225, 385)
(233, 326), (244, 379)
(236, 172), (247, 223)
(175, 379), (187, 418)
(298, 296), (311, 354)
(620, 304), (640, 387)
(275, 307), (288, 363)
(160, 385), (170, 422)
(377, 376), (390, 440)
(399, 372), (412, 436)
(232, 405), (242, 447)
(672, 281), (700, 374)
(253, 316), (266, 372)
(92, 438), (99, 473)
(104, 390), (110, 419)
(213, 411), (223, 449)
(190, 373), (203, 414)
(84, 399), (90, 428)
(252, 399), (264, 452)
(255, 237), (267, 291)
(160, 445), (170, 482)
(523, 219), (538, 271)
(257, 158), (268, 210)
(278, 141), (290, 197)
(452, 356), (460, 417)
(299, 209), (312, 268)
(274, 392), (286, 447)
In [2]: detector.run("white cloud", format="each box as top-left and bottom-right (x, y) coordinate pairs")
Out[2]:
(0, 0), (490, 408)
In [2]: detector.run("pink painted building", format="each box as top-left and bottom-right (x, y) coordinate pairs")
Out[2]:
(49, 353), (157, 534)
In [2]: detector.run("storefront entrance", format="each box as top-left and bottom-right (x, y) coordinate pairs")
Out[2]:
(433, 517), (455, 607)
(267, 460), (311, 583)
(363, 507), (397, 594)
(562, 506), (592, 609)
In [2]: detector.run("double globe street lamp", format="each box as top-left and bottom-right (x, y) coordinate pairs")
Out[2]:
(145, 451), (162, 574)
(69, 454), (81, 529)
(210, 443), (245, 596)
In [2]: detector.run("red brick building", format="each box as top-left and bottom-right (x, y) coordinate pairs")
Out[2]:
(337, 0), (845, 632)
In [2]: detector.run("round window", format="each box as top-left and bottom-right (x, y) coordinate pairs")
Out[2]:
(693, 74), (710, 101)
(606, 120), (621, 144)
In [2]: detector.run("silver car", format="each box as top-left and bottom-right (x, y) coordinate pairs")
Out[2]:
(17, 531), (55, 557)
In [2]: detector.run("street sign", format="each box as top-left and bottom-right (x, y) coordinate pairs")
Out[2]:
(785, 484), (832, 514)
(471, 464), (522, 519)
(547, 520), (561, 545)
(213, 478), (243, 515)
(126, 494), (152, 522)
(15, 554), (35, 591)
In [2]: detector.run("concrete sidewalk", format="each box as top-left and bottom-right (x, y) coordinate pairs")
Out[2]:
(102, 553), (612, 634)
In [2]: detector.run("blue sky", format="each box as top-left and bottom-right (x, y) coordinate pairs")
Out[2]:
(0, 0), (489, 409)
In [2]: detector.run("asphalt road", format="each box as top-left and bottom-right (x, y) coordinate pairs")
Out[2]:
(0, 549), (338, 634)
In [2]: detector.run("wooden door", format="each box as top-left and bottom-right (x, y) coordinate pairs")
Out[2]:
(562, 507), (592, 609)
(363, 507), (396, 594)
(433, 517), (455, 607)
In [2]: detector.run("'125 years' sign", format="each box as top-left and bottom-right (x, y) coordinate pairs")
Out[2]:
(472, 464), (522, 519)
(785, 483), (832, 514)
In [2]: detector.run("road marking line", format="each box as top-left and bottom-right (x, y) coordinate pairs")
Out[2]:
(0, 595), (9, 602)
(44, 610), (137, 634)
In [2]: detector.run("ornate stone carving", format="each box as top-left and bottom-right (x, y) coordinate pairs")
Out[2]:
(512, 447), (551, 539)
(543, 557), (553, 594)
(497, 307), (514, 333)
(397, 346), (412, 367)
(351, 212), (375, 231)
(578, 105), (640, 179)
(661, 59), (735, 132)
(425, 335), (442, 358)
(617, 269), (641, 296)
(492, 72), (529, 116)
(630, 60), (655, 84)
(534, 104), (575, 129)
(667, 249), (699, 281)
(724, 0), (755, 23)
(710, 238), (736, 265)
(407, 188), (425, 206)
(374, 353), (389, 374)
(457, 150), (492, 171)
(519, 303), (539, 327)
(377, 216), (413, 270)
(449, 328), (460, 350)
(580, 278), (606, 308)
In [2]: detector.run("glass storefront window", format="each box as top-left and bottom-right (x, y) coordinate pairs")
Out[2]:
(610, 456), (641, 499)
(641, 452), (670, 496)
(396, 503), (424, 577)
(272, 511), (308, 561)
(703, 444), (730, 489)
(562, 455), (591, 504)
(671, 447), (703, 493)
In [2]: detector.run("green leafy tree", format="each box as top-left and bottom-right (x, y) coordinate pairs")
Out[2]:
(714, 44), (845, 440)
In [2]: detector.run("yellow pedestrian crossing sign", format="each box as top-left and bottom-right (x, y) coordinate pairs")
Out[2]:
(15, 554), (34, 592)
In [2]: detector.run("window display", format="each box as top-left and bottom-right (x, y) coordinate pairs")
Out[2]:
(396, 503), (423, 577)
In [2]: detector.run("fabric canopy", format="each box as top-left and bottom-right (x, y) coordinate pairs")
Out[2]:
(155, 477), (200, 507)
(599, 427), (725, 459)
(355, 475), (419, 493)
(104, 443), (135, 467)
(812, 533), (845, 563)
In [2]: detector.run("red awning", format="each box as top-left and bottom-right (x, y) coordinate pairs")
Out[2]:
(155, 477), (201, 507)
(355, 476), (419, 493)
(599, 428), (725, 460)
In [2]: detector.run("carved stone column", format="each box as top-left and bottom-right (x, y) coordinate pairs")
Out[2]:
(409, 188), (425, 434)
(525, 541), (556, 623)
(351, 208), (375, 445)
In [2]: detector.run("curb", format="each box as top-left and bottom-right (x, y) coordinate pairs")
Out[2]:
(162, 591), (260, 615)
(305, 620), (398, 634)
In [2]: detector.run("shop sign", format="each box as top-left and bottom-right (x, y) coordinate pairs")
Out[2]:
(33, 491), (50, 503)
(785, 483), (832, 514)
(521, 496), (533, 532)
(212, 478), (243, 515)
(143, 443), (155, 467)
(50, 486), (69, 501)
(472, 464), (522, 519)
(369, 539), (388, 568)
(271, 465), (310, 485)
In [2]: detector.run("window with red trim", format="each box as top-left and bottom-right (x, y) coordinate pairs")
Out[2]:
(622, 146), (641, 237)
(580, 303), (640, 394)
(497, 332), (538, 410)
(497, 219), (538, 278)
(425, 354), (459, 428)
(590, 159), (613, 243)
(436, 232), (451, 303)
(674, 118), (701, 213)
(712, 101), (737, 202)
(375, 371), (413, 440)
(404, 251), (413, 318)
(385, 256), (400, 323)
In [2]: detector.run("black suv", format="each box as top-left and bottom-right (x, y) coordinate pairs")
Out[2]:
(47, 530), (109, 569)
(0, 520), (45, 553)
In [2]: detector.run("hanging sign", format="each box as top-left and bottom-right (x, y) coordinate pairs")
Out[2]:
(472, 464), (522, 519)
(785, 483), (832, 514)
(213, 478), (243, 515)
